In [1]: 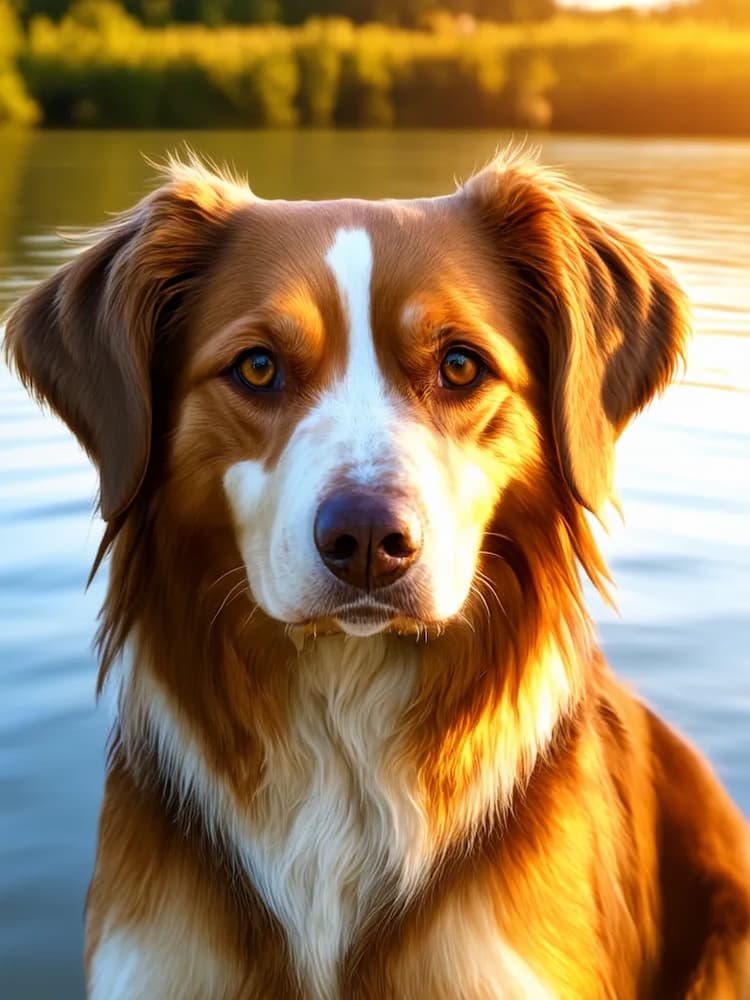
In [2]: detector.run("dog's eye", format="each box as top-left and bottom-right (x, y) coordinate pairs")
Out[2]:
(232, 349), (279, 391)
(439, 348), (483, 390)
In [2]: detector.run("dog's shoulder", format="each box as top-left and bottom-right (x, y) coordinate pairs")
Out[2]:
(644, 706), (750, 997)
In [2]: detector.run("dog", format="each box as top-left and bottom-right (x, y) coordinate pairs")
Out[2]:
(4, 152), (749, 999)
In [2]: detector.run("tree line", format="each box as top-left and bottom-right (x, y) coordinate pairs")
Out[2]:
(10, 0), (748, 27)
(10, 0), (557, 25)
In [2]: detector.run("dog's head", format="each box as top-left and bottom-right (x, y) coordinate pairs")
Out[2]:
(3, 155), (689, 642)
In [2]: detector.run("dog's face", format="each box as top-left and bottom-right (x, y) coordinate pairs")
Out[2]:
(4, 156), (688, 642)
(182, 203), (534, 636)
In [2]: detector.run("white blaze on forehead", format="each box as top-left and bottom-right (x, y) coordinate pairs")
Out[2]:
(320, 226), (400, 490)
(325, 227), (381, 389)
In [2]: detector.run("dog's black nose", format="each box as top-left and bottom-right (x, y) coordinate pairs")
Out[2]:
(314, 491), (422, 590)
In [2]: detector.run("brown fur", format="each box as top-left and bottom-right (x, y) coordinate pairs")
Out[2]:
(4, 152), (748, 999)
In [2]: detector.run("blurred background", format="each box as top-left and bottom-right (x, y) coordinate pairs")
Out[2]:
(0, 1), (749, 998)
(0, 0), (748, 130)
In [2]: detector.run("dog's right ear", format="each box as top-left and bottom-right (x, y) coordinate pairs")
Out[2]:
(3, 158), (251, 521)
(463, 155), (689, 515)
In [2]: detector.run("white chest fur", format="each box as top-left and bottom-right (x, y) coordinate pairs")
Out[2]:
(119, 633), (568, 999)
(240, 634), (428, 999)
(121, 634), (429, 1000)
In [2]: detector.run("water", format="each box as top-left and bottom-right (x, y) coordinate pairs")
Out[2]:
(1, 131), (748, 998)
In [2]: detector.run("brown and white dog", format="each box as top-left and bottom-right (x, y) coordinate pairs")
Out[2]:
(5, 153), (749, 999)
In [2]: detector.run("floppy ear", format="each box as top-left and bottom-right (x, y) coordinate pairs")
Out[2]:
(3, 158), (251, 521)
(463, 156), (690, 513)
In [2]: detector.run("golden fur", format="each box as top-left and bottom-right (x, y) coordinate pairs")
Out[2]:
(4, 152), (749, 999)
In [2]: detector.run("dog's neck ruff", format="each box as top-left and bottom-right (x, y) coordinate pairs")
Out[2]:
(116, 628), (579, 998)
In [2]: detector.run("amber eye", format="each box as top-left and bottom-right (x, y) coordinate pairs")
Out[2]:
(232, 348), (279, 391)
(439, 348), (483, 390)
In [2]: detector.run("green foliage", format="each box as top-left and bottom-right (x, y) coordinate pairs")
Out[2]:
(335, 26), (394, 125)
(0, 64), (40, 122)
(13, 0), (559, 25)
(0, 0), (25, 60)
(7, 7), (750, 133)
(65, 0), (138, 30)
(296, 19), (349, 125)
(215, 42), (299, 124)
(0, 0), (39, 122)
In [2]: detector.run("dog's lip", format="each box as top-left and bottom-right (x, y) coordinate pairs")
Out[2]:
(331, 600), (398, 621)
(286, 594), (403, 624)
(288, 598), (398, 626)
(287, 601), (428, 643)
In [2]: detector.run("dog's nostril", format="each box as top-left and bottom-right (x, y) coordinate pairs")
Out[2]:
(329, 534), (357, 561)
(381, 532), (414, 559)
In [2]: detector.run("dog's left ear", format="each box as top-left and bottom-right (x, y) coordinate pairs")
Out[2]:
(3, 157), (252, 521)
(463, 157), (690, 513)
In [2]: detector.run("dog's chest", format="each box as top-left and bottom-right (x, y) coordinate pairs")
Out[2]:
(239, 636), (428, 1000)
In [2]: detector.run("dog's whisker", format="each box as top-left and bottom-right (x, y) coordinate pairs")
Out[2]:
(482, 531), (515, 545)
(474, 569), (510, 627)
(477, 550), (509, 562)
(456, 610), (475, 635)
(202, 564), (247, 600)
(241, 603), (261, 633)
(206, 579), (251, 640)
(469, 581), (493, 628)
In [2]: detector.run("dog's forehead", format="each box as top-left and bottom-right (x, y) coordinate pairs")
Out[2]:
(227, 193), (466, 263)
(197, 193), (515, 344)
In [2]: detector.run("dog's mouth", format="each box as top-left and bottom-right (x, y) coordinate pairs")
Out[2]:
(331, 601), (400, 637)
(287, 600), (433, 643)
(280, 575), (446, 644)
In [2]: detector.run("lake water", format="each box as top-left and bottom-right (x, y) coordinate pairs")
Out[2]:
(1, 131), (748, 998)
